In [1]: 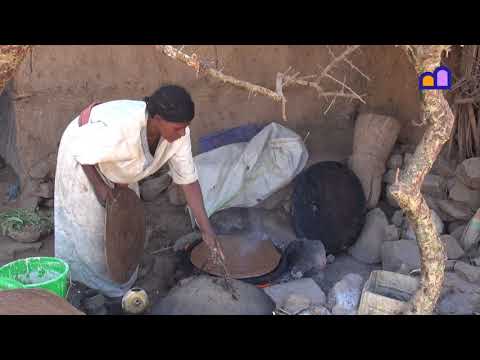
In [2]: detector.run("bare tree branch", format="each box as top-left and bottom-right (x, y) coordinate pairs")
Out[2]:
(157, 45), (283, 102)
(156, 45), (367, 120)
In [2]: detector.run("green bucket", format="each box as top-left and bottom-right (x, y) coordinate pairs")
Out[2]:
(0, 257), (70, 298)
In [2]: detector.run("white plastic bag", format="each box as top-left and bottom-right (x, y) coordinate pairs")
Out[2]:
(194, 122), (308, 217)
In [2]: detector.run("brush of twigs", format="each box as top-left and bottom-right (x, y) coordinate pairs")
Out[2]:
(450, 45), (480, 162)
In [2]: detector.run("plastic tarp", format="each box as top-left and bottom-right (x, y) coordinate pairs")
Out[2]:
(193, 122), (309, 217)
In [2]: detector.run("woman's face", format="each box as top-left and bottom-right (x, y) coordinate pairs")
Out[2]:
(154, 115), (189, 143)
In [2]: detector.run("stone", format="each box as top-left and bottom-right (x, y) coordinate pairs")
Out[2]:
(454, 261), (480, 283)
(385, 224), (399, 242)
(431, 155), (457, 178)
(0, 156), (5, 170)
(285, 239), (327, 277)
(387, 154), (403, 170)
(449, 179), (480, 210)
(436, 272), (480, 315)
(167, 183), (186, 206)
(472, 257), (480, 267)
(7, 225), (43, 243)
(173, 231), (202, 252)
(0, 236), (42, 262)
(29, 160), (50, 180)
(382, 169), (396, 185)
(264, 278), (327, 307)
(445, 260), (457, 271)
(440, 234), (465, 260)
(140, 174), (171, 202)
(349, 208), (389, 264)
(399, 144), (417, 154)
(456, 157), (480, 190)
(385, 185), (400, 208)
(327, 273), (363, 314)
(436, 199), (474, 221)
(448, 221), (466, 234)
(82, 294), (106, 313)
(152, 275), (275, 315)
(282, 294), (311, 314)
(298, 305), (331, 315)
(421, 174), (446, 199)
(403, 209), (444, 241)
(327, 254), (335, 264)
(381, 240), (421, 273)
(33, 182), (54, 199)
(450, 225), (466, 241)
(391, 210), (404, 227)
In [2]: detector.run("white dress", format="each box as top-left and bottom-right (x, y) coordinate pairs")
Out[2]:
(54, 100), (198, 297)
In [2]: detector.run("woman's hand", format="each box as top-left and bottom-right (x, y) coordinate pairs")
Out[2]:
(202, 231), (225, 264)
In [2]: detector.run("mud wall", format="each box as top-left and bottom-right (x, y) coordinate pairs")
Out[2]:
(2, 45), (424, 186)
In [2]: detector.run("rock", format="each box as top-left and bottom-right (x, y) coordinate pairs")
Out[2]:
(264, 278), (326, 307)
(29, 160), (50, 180)
(449, 180), (480, 210)
(298, 305), (331, 315)
(173, 231), (202, 252)
(456, 157), (480, 190)
(385, 185), (400, 208)
(445, 260), (457, 271)
(441, 234), (465, 260)
(391, 210), (404, 227)
(472, 257), (480, 267)
(381, 240), (421, 273)
(431, 155), (457, 178)
(167, 183), (186, 206)
(140, 174), (171, 202)
(436, 199), (474, 221)
(0, 236), (42, 262)
(0, 156), (5, 170)
(349, 208), (389, 264)
(421, 174), (446, 199)
(387, 154), (403, 170)
(403, 209), (444, 241)
(285, 239), (327, 277)
(282, 294), (311, 314)
(82, 294), (106, 313)
(327, 273), (363, 314)
(383, 169), (396, 185)
(327, 254), (335, 264)
(152, 275), (275, 315)
(33, 182), (54, 199)
(448, 221), (466, 234)
(385, 224), (399, 242)
(454, 261), (480, 283)
(399, 144), (417, 154)
(7, 228), (42, 243)
(436, 272), (480, 315)
(450, 225), (466, 241)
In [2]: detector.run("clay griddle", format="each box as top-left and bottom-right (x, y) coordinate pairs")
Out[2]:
(0, 289), (84, 315)
(190, 234), (281, 279)
(105, 187), (146, 284)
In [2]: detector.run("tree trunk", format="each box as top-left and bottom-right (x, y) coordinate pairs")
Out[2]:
(390, 45), (454, 314)
(0, 45), (32, 95)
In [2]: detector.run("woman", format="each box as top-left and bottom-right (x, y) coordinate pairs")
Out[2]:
(54, 85), (223, 298)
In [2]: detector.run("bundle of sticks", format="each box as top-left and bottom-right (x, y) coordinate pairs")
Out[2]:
(450, 45), (480, 161)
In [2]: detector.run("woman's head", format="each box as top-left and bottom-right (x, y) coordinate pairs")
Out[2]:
(145, 85), (195, 142)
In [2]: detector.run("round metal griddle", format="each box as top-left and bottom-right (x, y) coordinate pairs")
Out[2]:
(105, 187), (146, 284)
(190, 234), (282, 280)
